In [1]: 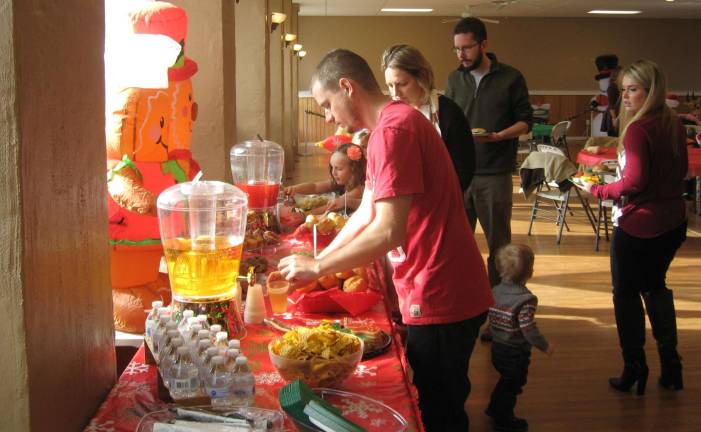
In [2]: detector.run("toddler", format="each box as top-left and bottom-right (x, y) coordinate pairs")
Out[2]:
(486, 244), (553, 432)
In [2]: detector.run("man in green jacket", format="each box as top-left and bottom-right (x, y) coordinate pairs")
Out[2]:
(445, 17), (533, 296)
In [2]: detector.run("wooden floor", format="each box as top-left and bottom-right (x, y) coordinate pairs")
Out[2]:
(288, 146), (701, 432)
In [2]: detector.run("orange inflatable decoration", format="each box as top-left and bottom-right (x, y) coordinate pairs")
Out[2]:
(106, 2), (199, 333)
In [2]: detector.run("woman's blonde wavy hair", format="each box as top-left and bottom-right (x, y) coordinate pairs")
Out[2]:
(617, 59), (680, 156)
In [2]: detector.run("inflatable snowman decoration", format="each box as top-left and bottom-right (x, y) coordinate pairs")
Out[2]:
(591, 54), (619, 137)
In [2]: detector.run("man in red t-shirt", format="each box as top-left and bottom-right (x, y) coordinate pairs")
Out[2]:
(279, 49), (493, 432)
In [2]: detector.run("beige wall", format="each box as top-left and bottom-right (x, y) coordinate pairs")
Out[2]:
(172, 0), (237, 182)
(298, 16), (701, 92)
(2, 1), (116, 431)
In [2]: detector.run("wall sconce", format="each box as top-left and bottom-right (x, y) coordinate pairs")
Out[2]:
(270, 12), (286, 33)
(283, 33), (297, 47)
(292, 43), (303, 52)
(297, 50), (307, 59)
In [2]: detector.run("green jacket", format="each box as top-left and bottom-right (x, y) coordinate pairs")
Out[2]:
(445, 53), (533, 175)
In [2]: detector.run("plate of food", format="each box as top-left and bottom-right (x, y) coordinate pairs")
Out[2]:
(294, 194), (335, 211)
(569, 175), (600, 187)
(471, 127), (490, 137)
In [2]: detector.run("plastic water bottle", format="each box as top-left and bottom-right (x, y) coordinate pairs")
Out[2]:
(209, 324), (222, 340)
(200, 346), (219, 378)
(195, 339), (213, 367)
(228, 339), (241, 351)
(214, 331), (229, 351)
(205, 356), (234, 407)
(158, 329), (181, 362)
(197, 329), (211, 344)
(225, 349), (240, 372)
(145, 300), (164, 340)
(160, 337), (184, 387)
(178, 310), (195, 332)
(170, 346), (201, 399)
(230, 356), (255, 407)
(186, 324), (203, 353)
(152, 313), (173, 354)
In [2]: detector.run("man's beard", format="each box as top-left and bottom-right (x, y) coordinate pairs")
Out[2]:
(464, 48), (484, 72)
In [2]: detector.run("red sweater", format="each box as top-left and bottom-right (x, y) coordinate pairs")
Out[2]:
(590, 115), (687, 238)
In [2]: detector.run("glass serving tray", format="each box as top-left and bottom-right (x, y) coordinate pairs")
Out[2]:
(291, 388), (408, 432)
(136, 406), (285, 432)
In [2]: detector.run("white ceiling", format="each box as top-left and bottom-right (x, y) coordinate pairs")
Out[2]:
(296, 0), (701, 19)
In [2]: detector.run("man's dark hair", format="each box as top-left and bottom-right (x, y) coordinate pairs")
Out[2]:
(311, 48), (381, 93)
(453, 17), (487, 42)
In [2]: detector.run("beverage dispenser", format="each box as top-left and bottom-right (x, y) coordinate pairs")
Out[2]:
(230, 139), (284, 250)
(157, 180), (247, 336)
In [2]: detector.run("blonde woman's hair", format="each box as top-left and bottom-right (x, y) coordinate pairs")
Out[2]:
(495, 244), (534, 286)
(617, 59), (680, 156)
(381, 44), (435, 105)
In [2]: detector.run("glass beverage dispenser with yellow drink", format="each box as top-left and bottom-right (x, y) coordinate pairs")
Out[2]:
(157, 181), (247, 336)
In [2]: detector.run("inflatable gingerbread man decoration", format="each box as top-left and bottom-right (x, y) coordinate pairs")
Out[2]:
(106, 1), (200, 332)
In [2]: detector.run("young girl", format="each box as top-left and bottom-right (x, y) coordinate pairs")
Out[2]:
(285, 143), (366, 215)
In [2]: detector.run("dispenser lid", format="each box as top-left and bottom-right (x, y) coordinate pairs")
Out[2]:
(157, 180), (247, 211)
(230, 139), (284, 157)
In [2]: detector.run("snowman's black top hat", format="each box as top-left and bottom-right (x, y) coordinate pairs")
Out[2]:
(595, 54), (619, 80)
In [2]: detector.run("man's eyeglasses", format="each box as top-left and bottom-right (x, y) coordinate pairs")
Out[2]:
(452, 42), (480, 54)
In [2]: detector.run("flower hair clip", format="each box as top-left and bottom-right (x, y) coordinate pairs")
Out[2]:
(346, 145), (363, 161)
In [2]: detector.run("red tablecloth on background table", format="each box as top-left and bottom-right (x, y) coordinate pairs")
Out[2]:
(85, 254), (423, 432)
(575, 147), (618, 167)
(576, 146), (701, 177)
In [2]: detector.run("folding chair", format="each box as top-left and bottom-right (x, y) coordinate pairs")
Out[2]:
(521, 147), (597, 244)
(593, 159), (618, 251)
(550, 120), (572, 159)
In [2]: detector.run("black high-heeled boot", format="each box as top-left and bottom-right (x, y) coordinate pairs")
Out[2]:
(609, 362), (649, 395)
(659, 350), (683, 390)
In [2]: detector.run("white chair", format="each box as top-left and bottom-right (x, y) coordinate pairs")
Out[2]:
(550, 120), (572, 159)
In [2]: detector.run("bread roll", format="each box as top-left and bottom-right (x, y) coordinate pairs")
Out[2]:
(343, 275), (368, 293)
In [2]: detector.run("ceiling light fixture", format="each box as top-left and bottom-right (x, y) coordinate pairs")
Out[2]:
(380, 8), (434, 13)
(588, 10), (641, 14)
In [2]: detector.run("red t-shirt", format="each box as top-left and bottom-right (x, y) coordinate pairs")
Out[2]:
(367, 101), (493, 325)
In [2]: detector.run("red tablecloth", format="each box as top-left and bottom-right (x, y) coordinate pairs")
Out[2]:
(576, 146), (701, 177)
(575, 147), (618, 167)
(86, 260), (423, 432)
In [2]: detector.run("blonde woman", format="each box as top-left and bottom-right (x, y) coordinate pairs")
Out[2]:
(579, 60), (688, 394)
(382, 44), (475, 192)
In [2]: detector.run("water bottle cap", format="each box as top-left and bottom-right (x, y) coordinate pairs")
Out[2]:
(197, 314), (209, 323)
(227, 349), (240, 358)
(197, 330), (210, 339)
(211, 355), (225, 365)
(198, 339), (212, 348)
(171, 338), (184, 347)
(210, 324), (222, 333)
(206, 346), (218, 356)
(182, 310), (195, 318)
(176, 346), (189, 355)
(165, 321), (178, 330)
(190, 324), (203, 333)
(158, 307), (170, 314)
(228, 340), (241, 349)
(152, 301), (164, 309)
(215, 331), (228, 341)
(166, 330), (180, 338)
(235, 356), (248, 364)
(158, 313), (172, 322)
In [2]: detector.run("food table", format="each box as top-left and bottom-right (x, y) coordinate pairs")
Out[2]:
(86, 244), (424, 432)
(576, 146), (701, 214)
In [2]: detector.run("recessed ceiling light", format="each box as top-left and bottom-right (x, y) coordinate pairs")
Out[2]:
(380, 8), (434, 13)
(665, 0), (674, 2)
(588, 10), (642, 14)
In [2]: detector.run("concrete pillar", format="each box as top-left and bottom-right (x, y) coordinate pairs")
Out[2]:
(1, 1), (115, 431)
(235, 0), (271, 143)
(171, 0), (237, 182)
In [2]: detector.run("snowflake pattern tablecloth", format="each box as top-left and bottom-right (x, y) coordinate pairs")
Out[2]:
(86, 261), (424, 432)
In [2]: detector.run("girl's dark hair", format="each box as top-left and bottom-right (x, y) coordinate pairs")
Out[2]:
(329, 143), (366, 192)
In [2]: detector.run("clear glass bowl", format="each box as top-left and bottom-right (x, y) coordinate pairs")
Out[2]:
(291, 388), (409, 432)
(268, 337), (363, 388)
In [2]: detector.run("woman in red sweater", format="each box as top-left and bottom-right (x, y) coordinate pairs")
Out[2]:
(579, 59), (688, 394)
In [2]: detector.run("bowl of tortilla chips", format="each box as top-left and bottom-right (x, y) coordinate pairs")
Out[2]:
(268, 322), (363, 387)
